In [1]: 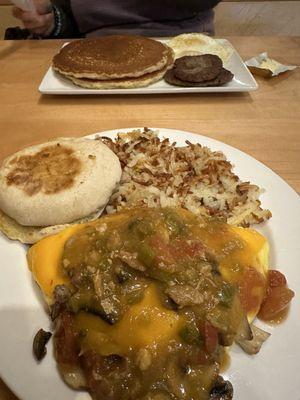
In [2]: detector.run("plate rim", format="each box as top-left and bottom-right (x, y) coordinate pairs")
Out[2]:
(39, 38), (258, 95)
(0, 127), (299, 400)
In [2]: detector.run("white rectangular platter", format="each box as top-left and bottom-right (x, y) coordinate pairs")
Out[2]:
(39, 39), (258, 95)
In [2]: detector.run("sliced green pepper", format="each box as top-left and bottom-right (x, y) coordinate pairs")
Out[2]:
(179, 325), (203, 346)
(218, 283), (236, 308)
(138, 243), (156, 267)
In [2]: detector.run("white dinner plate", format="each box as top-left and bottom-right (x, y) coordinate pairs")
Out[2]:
(39, 39), (258, 95)
(0, 128), (299, 400)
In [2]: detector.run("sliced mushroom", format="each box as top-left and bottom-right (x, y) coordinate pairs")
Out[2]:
(165, 285), (203, 308)
(50, 301), (66, 321)
(118, 251), (146, 272)
(51, 285), (70, 320)
(68, 291), (119, 325)
(53, 284), (71, 303)
(236, 324), (271, 355)
(58, 364), (87, 389)
(210, 375), (233, 400)
(235, 314), (253, 341)
(115, 268), (132, 284)
(33, 329), (52, 361)
(90, 305), (119, 325)
(205, 250), (220, 276)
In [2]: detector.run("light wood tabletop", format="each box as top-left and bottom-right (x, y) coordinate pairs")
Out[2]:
(0, 37), (299, 195)
(0, 36), (299, 400)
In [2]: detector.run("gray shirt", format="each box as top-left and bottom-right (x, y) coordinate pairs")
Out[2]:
(68, 0), (219, 37)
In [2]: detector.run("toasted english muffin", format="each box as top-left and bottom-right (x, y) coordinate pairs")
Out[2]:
(0, 137), (121, 243)
(0, 207), (103, 244)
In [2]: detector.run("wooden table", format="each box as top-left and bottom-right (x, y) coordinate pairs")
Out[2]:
(0, 36), (299, 399)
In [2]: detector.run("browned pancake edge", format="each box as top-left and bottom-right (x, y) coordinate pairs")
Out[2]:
(53, 36), (173, 80)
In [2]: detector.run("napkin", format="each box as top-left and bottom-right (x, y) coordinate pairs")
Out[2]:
(10, 0), (35, 12)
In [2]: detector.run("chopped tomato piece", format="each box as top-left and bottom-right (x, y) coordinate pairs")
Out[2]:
(150, 236), (174, 265)
(197, 349), (211, 365)
(54, 312), (79, 364)
(239, 267), (266, 314)
(172, 240), (205, 259)
(268, 270), (287, 288)
(204, 321), (218, 354)
(258, 286), (294, 321)
(150, 237), (205, 265)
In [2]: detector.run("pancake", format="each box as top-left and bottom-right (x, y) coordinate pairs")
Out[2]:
(164, 67), (234, 87)
(53, 36), (171, 80)
(68, 66), (167, 89)
(65, 47), (174, 89)
(0, 137), (122, 228)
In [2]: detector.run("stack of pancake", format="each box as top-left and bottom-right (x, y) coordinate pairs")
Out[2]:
(52, 35), (174, 89)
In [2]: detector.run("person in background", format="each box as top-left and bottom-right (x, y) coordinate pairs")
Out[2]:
(11, 0), (221, 39)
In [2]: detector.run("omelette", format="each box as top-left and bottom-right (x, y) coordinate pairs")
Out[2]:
(27, 207), (275, 400)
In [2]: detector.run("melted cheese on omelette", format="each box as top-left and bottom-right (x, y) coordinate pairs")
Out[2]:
(74, 285), (183, 356)
(27, 209), (269, 355)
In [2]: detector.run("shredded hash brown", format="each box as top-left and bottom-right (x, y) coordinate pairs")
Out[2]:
(100, 128), (271, 226)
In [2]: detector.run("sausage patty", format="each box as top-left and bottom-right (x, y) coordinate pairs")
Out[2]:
(173, 54), (223, 83)
(164, 67), (234, 87)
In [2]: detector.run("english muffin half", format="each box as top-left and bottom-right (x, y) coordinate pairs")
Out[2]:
(0, 137), (121, 243)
